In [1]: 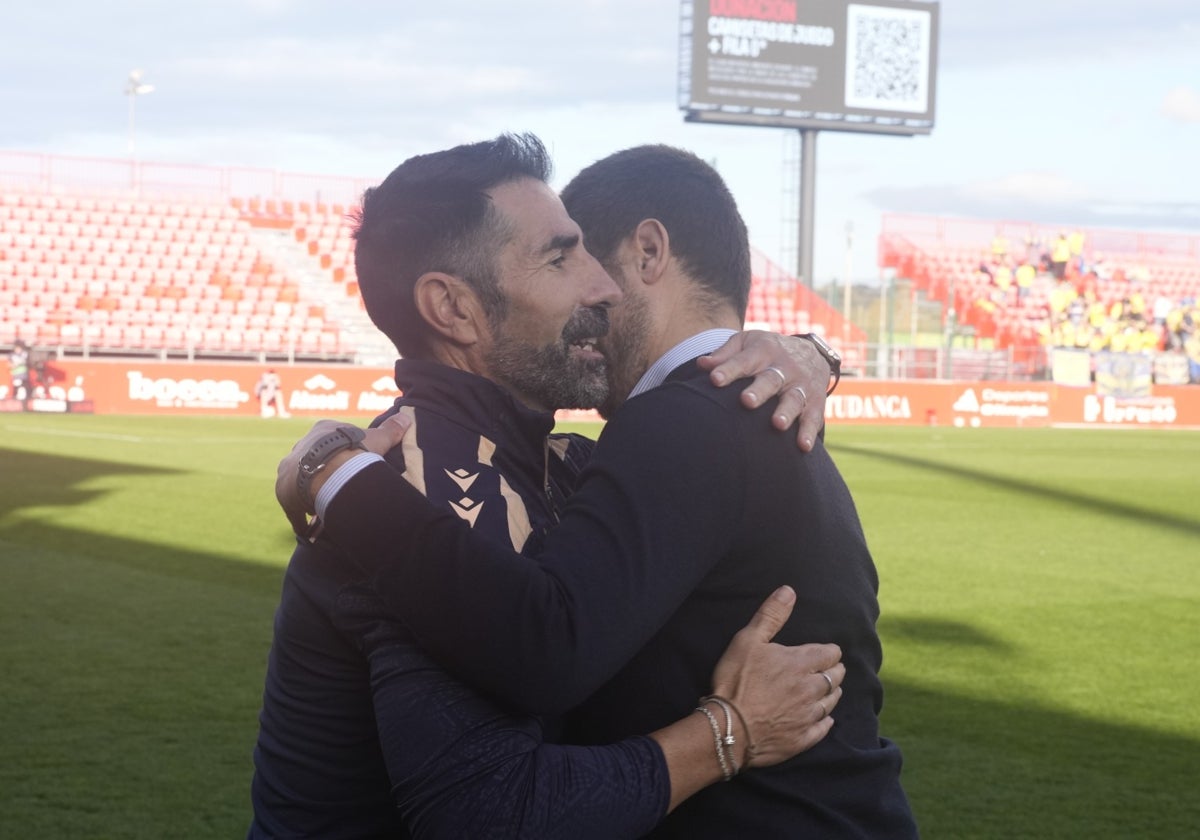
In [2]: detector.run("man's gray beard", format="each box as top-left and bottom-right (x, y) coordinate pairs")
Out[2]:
(487, 335), (610, 411)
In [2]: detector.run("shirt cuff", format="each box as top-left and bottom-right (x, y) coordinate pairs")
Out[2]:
(315, 451), (384, 519)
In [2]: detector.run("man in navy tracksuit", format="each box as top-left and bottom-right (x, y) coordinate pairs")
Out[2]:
(248, 135), (844, 838)
(308, 145), (917, 836)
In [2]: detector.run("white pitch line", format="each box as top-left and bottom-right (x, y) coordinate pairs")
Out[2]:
(2, 424), (144, 443)
(4, 426), (287, 446)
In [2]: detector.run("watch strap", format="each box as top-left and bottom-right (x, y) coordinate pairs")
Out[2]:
(296, 426), (368, 509)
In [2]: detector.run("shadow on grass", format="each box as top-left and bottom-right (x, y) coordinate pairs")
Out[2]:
(2, 518), (289, 595)
(831, 443), (1200, 539)
(0, 450), (290, 838)
(0, 446), (180, 515)
(4, 449), (1197, 837)
(884, 676), (1200, 838)
(0, 446), (289, 594)
(879, 615), (1015, 652)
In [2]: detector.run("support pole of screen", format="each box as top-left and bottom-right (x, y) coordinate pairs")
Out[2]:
(797, 128), (818, 289)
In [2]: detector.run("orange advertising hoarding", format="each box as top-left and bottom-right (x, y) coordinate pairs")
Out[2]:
(1, 358), (399, 417)
(4, 357), (1200, 428)
(825, 380), (1054, 427)
(825, 379), (1200, 429)
(1049, 387), (1200, 429)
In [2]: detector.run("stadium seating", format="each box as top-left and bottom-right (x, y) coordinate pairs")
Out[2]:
(290, 206), (363, 311)
(0, 191), (351, 360)
(2, 173), (866, 365)
(747, 249), (870, 370)
(878, 217), (1200, 366)
(288, 206), (864, 356)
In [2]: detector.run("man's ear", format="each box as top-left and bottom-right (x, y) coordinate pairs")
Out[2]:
(634, 218), (670, 285)
(413, 272), (487, 346)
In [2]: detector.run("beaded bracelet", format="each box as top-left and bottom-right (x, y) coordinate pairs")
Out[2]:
(700, 694), (756, 768)
(703, 696), (739, 775)
(694, 703), (733, 781)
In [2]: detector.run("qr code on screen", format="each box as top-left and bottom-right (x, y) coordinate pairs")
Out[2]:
(844, 3), (931, 114)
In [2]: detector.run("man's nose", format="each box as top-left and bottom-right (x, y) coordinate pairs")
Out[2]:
(582, 254), (622, 308)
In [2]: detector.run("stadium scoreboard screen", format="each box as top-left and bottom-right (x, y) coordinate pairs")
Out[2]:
(679, 0), (939, 135)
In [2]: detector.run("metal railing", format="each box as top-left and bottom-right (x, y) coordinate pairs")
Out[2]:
(840, 342), (1048, 381)
(0, 150), (374, 208)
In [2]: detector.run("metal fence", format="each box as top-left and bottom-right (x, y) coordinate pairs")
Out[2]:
(0, 150), (373, 207)
(842, 343), (1048, 381)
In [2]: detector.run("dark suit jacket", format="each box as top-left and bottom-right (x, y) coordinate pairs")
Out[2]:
(325, 360), (917, 838)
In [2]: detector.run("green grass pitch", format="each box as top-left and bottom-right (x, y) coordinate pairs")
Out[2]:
(2, 414), (1197, 838)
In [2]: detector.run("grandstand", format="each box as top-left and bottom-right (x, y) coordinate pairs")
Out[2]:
(4, 151), (1196, 388)
(879, 214), (1200, 382)
(0, 189), (394, 365)
(0, 150), (861, 369)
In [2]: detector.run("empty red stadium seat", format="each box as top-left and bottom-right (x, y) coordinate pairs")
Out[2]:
(199, 328), (225, 350)
(100, 325), (123, 347)
(260, 329), (285, 353)
(298, 330), (322, 353)
(319, 331), (341, 353)
(36, 323), (61, 344)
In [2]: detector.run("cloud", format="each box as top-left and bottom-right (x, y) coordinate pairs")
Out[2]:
(963, 172), (1091, 206)
(1161, 85), (1200, 123)
(172, 37), (545, 96)
(862, 176), (1199, 232)
(942, 1), (1199, 68)
(862, 171), (1095, 217)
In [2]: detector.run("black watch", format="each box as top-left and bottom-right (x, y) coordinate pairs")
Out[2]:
(296, 426), (368, 507)
(797, 333), (842, 395)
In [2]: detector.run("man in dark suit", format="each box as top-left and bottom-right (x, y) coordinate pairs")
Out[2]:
(300, 144), (916, 837)
(250, 134), (845, 838)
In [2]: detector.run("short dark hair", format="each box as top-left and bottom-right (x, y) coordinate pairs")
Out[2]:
(560, 145), (751, 317)
(353, 133), (553, 358)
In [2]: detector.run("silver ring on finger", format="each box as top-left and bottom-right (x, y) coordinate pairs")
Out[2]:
(792, 384), (808, 406)
(819, 670), (834, 696)
(764, 366), (786, 387)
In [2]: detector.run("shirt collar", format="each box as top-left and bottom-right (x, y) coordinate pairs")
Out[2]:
(627, 328), (738, 401)
(392, 358), (556, 448)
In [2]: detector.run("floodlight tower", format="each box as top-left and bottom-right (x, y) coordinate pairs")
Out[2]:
(125, 70), (155, 156)
(842, 220), (854, 344)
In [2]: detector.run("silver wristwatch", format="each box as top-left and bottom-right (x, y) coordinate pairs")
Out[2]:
(797, 333), (842, 394)
(296, 426), (368, 507)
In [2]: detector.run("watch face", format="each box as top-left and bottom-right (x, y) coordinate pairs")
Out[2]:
(807, 333), (841, 363)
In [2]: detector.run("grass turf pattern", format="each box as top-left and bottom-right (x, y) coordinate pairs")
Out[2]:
(1, 415), (1197, 837)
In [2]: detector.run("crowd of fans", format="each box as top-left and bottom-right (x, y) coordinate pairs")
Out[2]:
(968, 230), (1200, 382)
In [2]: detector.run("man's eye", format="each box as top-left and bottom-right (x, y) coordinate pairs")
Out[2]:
(551, 254), (567, 268)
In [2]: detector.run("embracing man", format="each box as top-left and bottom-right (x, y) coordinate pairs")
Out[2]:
(282, 142), (918, 837)
(249, 134), (846, 838)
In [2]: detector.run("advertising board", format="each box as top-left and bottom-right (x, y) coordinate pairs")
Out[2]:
(0, 358), (400, 417)
(3, 358), (1198, 428)
(680, 0), (939, 134)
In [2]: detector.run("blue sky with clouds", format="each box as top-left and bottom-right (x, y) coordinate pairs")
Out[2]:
(2, 1), (1197, 284)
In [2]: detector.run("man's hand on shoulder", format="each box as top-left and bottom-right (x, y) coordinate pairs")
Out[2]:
(275, 414), (412, 535)
(698, 330), (833, 452)
(707, 585), (843, 767)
